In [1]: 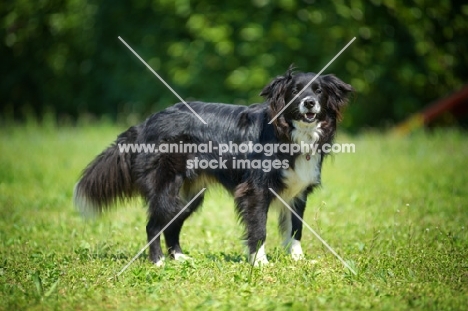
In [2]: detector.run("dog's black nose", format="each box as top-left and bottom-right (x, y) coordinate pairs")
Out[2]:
(304, 99), (315, 108)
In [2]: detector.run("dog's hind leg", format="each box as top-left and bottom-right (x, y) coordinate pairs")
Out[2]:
(146, 214), (165, 266)
(145, 172), (187, 266)
(164, 193), (204, 261)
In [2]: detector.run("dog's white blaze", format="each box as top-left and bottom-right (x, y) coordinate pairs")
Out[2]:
(299, 96), (321, 114)
(249, 243), (269, 266)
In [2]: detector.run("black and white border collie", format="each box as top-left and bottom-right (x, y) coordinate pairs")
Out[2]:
(74, 68), (353, 266)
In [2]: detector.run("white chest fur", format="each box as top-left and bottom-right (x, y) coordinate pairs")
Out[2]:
(280, 120), (323, 201)
(281, 153), (321, 200)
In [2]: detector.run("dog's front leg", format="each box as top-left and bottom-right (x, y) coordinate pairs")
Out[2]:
(246, 207), (269, 266)
(287, 197), (306, 260)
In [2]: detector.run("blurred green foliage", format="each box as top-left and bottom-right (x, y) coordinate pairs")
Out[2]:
(1, 0), (467, 129)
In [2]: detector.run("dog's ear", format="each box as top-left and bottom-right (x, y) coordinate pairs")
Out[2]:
(321, 74), (353, 120)
(260, 69), (294, 139)
(259, 67), (294, 98)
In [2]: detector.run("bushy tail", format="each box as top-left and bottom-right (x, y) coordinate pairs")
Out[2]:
(73, 126), (139, 217)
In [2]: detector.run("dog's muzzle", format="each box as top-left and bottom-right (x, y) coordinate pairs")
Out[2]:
(299, 96), (320, 122)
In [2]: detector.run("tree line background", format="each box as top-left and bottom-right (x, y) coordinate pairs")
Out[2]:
(1, 0), (467, 130)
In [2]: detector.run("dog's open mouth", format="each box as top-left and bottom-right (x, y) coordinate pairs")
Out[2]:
(303, 113), (316, 122)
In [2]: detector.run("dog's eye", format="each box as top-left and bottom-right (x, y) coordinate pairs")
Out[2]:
(315, 88), (322, 94)
(292, 88), (299, 95)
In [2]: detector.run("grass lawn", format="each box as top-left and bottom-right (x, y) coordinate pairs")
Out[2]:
(0, 124), (467, 310)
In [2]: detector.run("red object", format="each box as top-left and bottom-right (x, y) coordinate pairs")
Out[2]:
(393, 84), (468, 135)
(422, 85), (468, 124)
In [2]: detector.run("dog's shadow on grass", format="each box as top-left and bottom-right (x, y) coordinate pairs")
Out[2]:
(80, 249), (246, 265)
(76, 242), (246, 264)
(204, 252), (245, 263)
(76, 250), (133, 261)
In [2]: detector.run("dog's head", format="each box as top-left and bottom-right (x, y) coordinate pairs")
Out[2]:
(260, 67), (353, 139)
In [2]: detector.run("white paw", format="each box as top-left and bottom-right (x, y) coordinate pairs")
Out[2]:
(291, 252), (305, 261)
(288, 239), (304, 261)
(250, 255), (269, 266)
(172, 253), (192, 261)
(249, 244), (269, 266)
(154, 257), (165, 267)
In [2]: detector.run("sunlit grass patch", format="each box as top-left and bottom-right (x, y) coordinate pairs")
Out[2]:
(0, 126), (467, 310)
